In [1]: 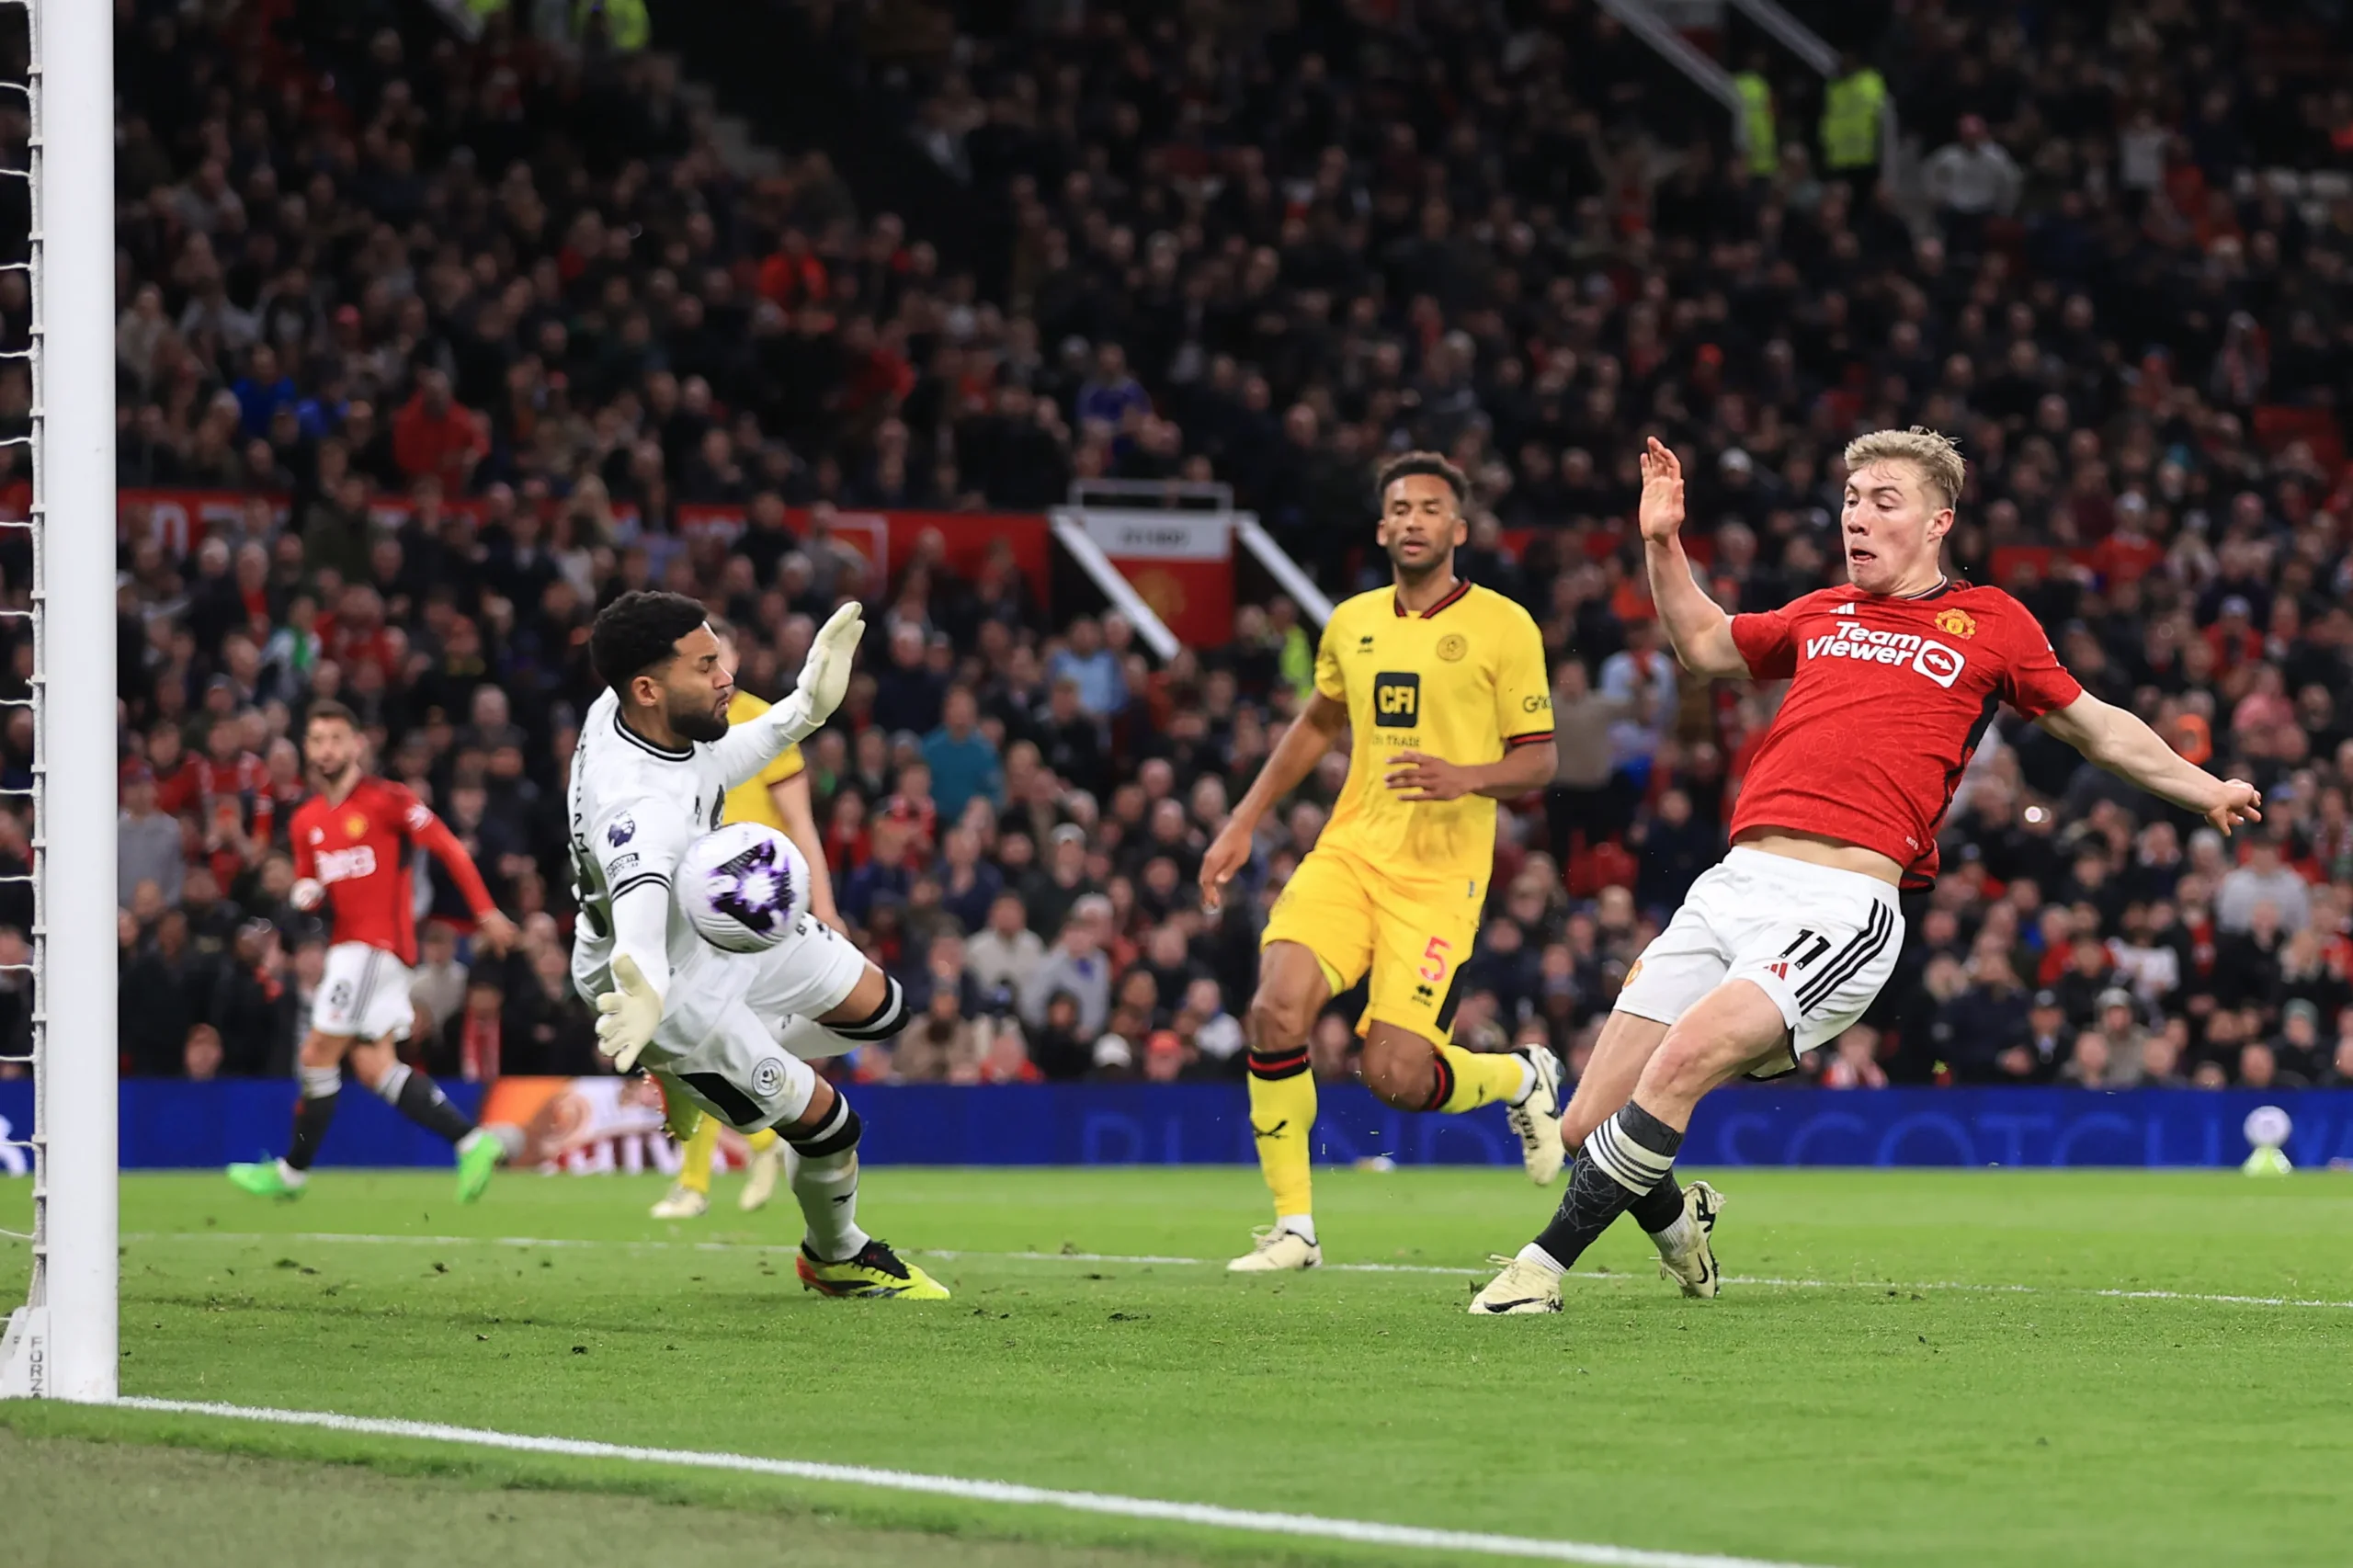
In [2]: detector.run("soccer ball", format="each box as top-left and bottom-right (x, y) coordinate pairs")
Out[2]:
(676, 823), (811, 952)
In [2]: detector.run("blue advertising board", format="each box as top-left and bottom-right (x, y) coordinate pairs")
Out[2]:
(1, 1079), (2347, 1170)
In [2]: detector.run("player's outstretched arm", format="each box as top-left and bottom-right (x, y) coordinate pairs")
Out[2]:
(1636, 437), (1748, 678)
(1199, 690), (1347, 911)
(2037, 692), (2263, 835)
(712, 600), (867, 785)
(595, 883), (675, 1072)
(408, 806), (518, 953)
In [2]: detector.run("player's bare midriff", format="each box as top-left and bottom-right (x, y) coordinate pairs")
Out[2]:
(1732, 827), (1904, 886)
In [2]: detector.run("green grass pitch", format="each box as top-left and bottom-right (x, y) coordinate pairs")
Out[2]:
(6, 1165), (2353, 1567)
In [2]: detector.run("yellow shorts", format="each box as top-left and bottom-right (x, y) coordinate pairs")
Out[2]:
(1260, 846), (1484, 1041)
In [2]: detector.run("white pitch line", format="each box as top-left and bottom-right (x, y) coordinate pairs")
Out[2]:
(118, 1232), (2353, 1312)
(112, 1396), (1826, 1568)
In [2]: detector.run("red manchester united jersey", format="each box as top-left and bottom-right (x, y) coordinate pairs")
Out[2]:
(1728, 581), (2083, 889)
(291, 778), (495, 964)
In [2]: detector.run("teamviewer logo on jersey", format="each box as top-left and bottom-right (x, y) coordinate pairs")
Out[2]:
(1373, 672), (1420, 727)
(1804, 621), (1967, 688)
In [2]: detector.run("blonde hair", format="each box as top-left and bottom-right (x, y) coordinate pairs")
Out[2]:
(1843, 426), (1965, 511)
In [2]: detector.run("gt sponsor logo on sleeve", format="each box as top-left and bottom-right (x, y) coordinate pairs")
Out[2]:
(1803, 620), (1967, 688)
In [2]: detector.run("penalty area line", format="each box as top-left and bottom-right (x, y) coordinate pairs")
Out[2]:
(121, 1232), (2353, 1311)
(114, 1396), (1824, 1568)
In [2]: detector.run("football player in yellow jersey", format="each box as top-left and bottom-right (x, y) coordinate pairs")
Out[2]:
(649, 660), (844, 1221)
(1200, 452), (1570, 1272)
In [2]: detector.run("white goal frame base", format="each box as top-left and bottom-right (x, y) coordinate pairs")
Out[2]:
(0, 1307), (48, 1397)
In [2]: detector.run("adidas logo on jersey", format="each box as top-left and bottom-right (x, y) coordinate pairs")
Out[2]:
(1834, 602), (1857, 615)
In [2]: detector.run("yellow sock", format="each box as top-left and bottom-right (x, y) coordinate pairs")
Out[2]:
(677, 1114), (719, 1195)
(745, 1127), (779, 1153)
(1245, 1047), (1317, 1221)
(1433, 1043), (1529, 1114)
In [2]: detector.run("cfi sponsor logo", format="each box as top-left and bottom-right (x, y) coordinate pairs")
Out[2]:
(1935, 608), (1977, 639)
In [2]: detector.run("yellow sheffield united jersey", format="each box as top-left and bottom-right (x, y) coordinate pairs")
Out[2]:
(1313, 580), (1551, 884)
(722, 690), (805, 830)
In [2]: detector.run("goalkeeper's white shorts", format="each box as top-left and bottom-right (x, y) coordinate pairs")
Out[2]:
(578, 916), (869, 1131)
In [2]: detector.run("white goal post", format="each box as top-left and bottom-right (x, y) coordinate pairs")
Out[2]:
(0, 0), (118, 1403)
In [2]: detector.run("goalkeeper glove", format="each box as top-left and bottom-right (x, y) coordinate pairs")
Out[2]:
(594, 952), (664, 1074)
(775, 600), (866, 743)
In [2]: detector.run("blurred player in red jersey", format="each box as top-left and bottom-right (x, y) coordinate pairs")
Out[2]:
(227, 702), (520, 1202)
(1472, 430), (2264, 1314)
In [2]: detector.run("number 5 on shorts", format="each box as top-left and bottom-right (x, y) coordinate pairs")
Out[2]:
(1418, 936), (1452, 984)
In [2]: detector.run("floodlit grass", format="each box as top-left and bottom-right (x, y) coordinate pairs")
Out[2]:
(6, 1166), (2353, 1567)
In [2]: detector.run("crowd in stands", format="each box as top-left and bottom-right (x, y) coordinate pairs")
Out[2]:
(67, 0), (2353, 1097)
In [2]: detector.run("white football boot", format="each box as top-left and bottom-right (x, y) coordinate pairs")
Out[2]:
(1654, 1180), (1725, 1299)
(1227, 1225), (1323, 1273)
(1468, 1254), (1564, 1315)
(1504, 1048), (1568, 1185)
(739, 1140), (784, 1211)
(649, 1183), (710, 1220)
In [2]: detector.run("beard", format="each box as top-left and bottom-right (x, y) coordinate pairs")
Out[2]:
(1387, 544), (1447, 584)
(669, 698), (732, 744)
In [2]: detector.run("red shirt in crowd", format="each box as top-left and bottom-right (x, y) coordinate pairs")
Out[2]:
(1729, 581), (2085, 889)
(290, 777), (498, 966)
(392, 391), (489, 489)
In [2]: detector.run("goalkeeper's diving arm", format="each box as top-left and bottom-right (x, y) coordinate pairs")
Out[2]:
(710, 600), (867, 786)
(596, 874), (674, 1072)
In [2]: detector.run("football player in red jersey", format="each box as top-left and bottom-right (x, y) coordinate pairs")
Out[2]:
(1472, 430), (2262, 1314)
(227, 702), (520, 1202)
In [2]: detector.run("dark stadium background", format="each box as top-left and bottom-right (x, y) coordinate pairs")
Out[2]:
(37, 0), (2353, 1123)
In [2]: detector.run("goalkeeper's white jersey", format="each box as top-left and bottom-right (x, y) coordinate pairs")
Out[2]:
(566, 687), (733, 998)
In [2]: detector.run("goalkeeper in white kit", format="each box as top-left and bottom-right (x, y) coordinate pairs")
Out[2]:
(568, 589), (948, 1300)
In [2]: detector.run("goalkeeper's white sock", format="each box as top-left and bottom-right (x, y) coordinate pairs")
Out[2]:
(787, 1095), (870, 1264)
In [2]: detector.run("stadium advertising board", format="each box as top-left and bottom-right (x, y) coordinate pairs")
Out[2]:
(20, 1081), (2353, 1172)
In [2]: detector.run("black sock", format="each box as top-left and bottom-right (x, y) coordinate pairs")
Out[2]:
(377, 1062), (476, 1145)
(1626, 1172), (1687, 1233)
(287, 1092), (338, 1172)
(1529, 1101), (1684, 1270)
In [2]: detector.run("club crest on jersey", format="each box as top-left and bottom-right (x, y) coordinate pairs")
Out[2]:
(1436, 633), (1467, 663)
(344, 812), (367, 840)
(608, 814), (636, 847)
(1935, 608), (1977, 639)
(1804, 620), (1967, 689)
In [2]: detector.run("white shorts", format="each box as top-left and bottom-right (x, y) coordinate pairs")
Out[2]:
(575, 916), (870, 1131)
(1615, 847), (1904, 1075)
(312, 942), (416, 1043)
